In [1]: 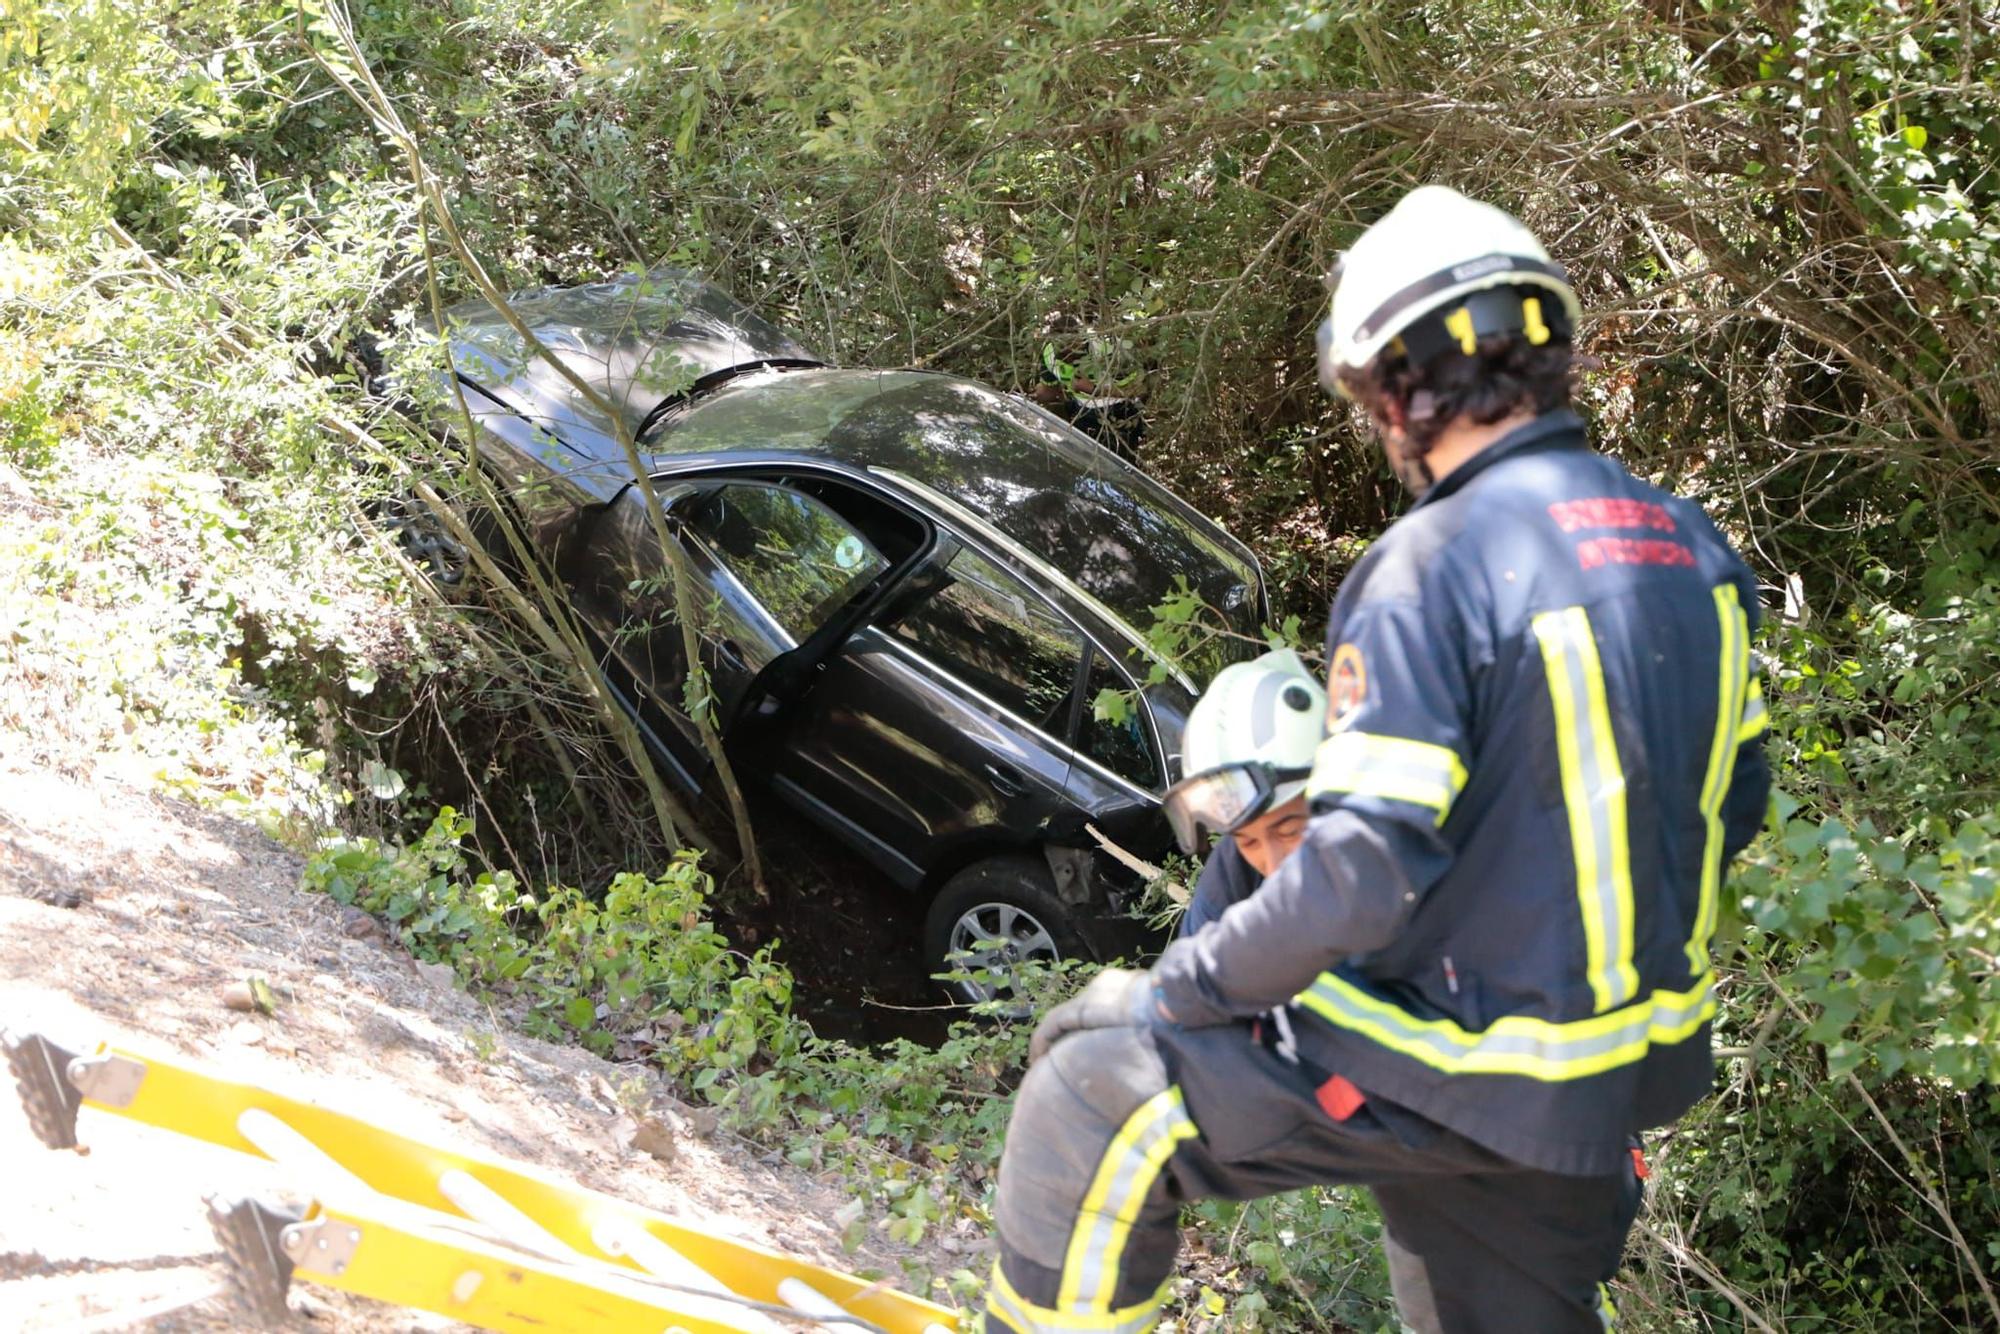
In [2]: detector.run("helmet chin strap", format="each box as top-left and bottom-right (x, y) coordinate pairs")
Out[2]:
(1390, 446), (1435, 496)
(1381, 405), (1436, 497)
(1400, 454), (1432, 496)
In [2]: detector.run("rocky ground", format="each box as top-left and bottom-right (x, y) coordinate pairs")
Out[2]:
(0, 759), (958, 1331)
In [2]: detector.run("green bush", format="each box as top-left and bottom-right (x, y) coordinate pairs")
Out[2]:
(1632, 540), (2000, 1332)
(306, 809), (799, 1073)
(8, 0), (2000, 1323)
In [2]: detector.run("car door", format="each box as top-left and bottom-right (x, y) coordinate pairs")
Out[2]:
(564, 478), (895, 791)
(674, 480), (896, 721)
(766, 541), (1088, 886)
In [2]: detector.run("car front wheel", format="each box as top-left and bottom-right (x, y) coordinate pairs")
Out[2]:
(924, 855), (1091, 1008)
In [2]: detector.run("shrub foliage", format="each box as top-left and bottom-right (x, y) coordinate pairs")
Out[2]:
(5, 0), (1999, 1327)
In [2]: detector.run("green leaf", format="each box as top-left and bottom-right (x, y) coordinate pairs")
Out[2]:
(359, 759), (405, 801)
(563, 995), (597, 1031)
(1902, 124), (1928, 151)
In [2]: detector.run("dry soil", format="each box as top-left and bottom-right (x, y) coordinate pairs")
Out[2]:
(0, 758), (961, 1331)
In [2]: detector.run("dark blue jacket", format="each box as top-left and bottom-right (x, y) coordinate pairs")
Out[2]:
(1182, 838), (1258, 938)
(1154, 411), (1770, 1175)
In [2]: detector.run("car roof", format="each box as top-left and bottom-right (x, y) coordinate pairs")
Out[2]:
(647, 368), (1264, 657)
(435, 267), (822, 448)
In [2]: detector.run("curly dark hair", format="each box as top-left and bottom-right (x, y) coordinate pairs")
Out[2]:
(1335, 333), (1580, 456)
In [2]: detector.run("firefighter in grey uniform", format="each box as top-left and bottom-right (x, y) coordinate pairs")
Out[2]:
(1171, 650), (1326, 938)
(978, 185), (1772, 1334)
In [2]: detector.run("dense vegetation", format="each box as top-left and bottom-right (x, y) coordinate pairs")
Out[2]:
(4, 0), (1998, 1327)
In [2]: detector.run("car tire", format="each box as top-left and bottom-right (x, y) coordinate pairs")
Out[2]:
(924, 854), (1092, 1007)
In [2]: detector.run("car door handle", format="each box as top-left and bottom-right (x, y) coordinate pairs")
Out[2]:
(983, 762), (1030, 798)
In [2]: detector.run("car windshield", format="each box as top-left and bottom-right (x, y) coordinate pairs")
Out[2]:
(648, 371), (1264, 653)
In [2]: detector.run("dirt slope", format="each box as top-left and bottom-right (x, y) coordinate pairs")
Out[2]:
(0, 760), (951, 1331)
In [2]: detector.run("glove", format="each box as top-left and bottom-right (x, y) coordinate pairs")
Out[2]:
(1029, 967), (1172, 1064)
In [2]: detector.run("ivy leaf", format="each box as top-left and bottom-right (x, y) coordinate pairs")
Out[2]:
(359, 759), (405, 801)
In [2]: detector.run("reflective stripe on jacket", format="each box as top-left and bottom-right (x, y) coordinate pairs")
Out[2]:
(1152, 410), (1771, 1175)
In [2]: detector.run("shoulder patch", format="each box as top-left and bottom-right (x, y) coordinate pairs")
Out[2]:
(1328, 643), (1367, 729)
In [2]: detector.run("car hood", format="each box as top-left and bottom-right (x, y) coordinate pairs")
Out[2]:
(433, 267), (821, 449)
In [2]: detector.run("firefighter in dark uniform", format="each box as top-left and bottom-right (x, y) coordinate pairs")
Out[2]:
(978, 185), (1772, 1334)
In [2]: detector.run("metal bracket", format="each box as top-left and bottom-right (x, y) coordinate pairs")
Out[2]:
(66, 1051), (147, 1108)
(281, 1213), (364, 1280)
(4, 1030), (84, 1150)
(1043, 843), (1098, 908)
(205, 1195), (301, 1328)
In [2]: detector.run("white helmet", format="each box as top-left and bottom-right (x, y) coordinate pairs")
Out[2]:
(1316, 185), (1582, 394)
(1165, 649), (1326, 852)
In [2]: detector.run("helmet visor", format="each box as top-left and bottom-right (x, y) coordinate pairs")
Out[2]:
(1162, 763), (1312, 854)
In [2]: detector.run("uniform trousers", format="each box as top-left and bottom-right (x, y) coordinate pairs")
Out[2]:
(984, 1019), (1642, 1333)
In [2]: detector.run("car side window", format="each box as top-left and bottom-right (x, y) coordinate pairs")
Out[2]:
(683, 483), (888, 642)
(1078, 651), (1160, 789)
(890, 546), (1083, 734)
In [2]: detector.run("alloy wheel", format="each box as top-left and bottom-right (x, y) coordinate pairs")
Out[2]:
(945, 901), (1061, 1006)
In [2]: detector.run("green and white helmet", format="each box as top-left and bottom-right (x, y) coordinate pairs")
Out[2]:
(1316, 185), (1582, 394)
(1165, 649), (1326, 852)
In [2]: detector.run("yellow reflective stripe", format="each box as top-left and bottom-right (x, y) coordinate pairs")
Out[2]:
(1688, 586), (1752, 975)
(1532, 607), (1640, 1012)
(992, 1260), (1171, 1333)
(1597, 1282), (1620, 1329)
(1294, 970), (1715, 1082)
(1736, 674), (1768, 743)
(1057, 1087), (1197, 1314)
(1307, 731), (1469, 825)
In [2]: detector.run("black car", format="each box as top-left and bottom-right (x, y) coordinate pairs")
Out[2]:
(426, 269), (1267, 997)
